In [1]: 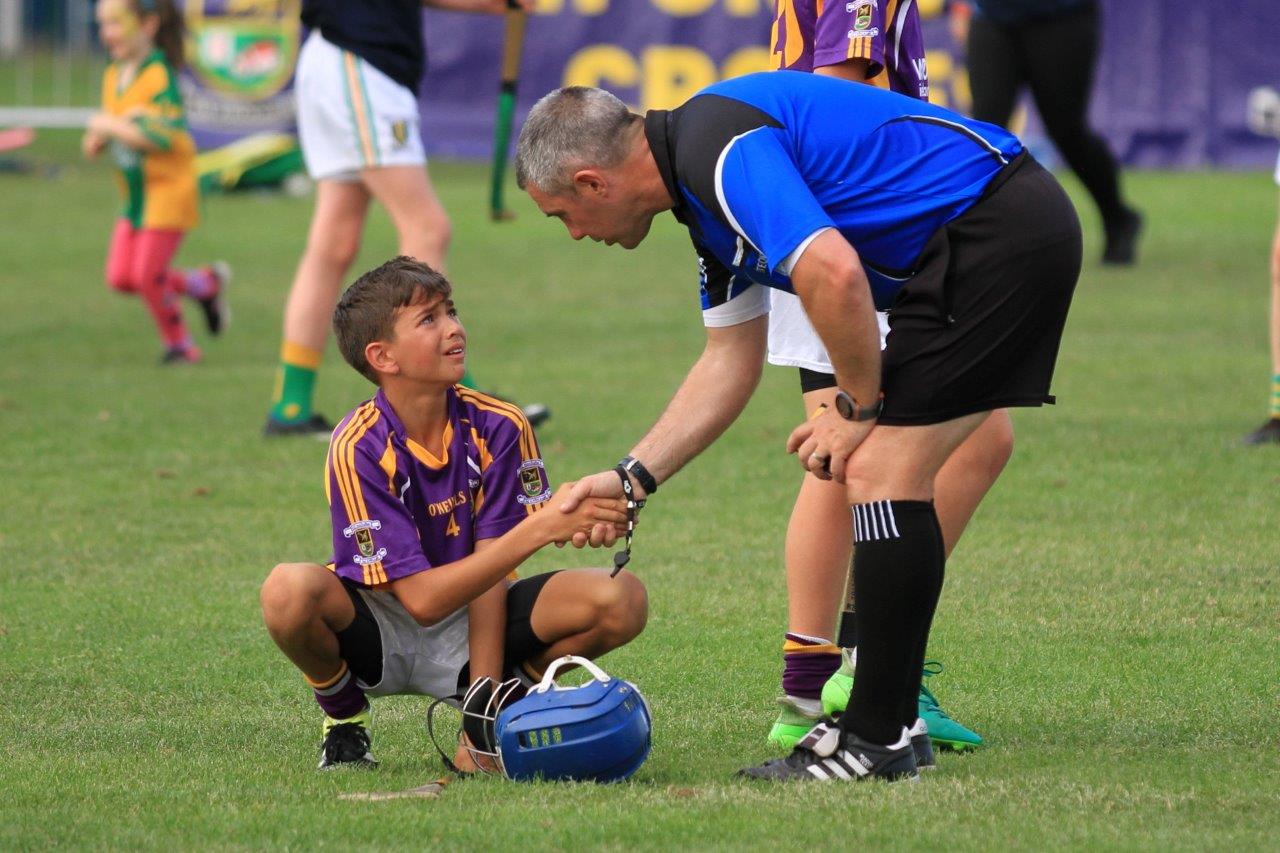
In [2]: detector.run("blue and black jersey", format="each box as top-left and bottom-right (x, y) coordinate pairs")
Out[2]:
(643, 72), (1023, 321)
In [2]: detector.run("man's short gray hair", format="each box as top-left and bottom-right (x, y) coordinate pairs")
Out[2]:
(516, 86), (641, 196)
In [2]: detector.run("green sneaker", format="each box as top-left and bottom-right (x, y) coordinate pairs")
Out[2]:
(918, 662), (983, 751)
(820, 648), (855, 718)
(821, 654), (984, 752)
(766, 695), (823, 750)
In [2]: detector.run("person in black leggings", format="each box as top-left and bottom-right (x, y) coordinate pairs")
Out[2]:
(954, 0), (1143, 264)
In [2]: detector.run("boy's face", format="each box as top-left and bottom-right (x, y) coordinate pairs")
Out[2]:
(378, 291), (466, 386)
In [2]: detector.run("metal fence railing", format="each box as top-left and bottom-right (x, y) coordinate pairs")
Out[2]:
(0, 0), (104, 127)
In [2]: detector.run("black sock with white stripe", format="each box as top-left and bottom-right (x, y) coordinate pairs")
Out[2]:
(839, 499), (945, 745)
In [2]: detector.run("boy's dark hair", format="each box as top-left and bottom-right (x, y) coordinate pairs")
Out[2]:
(334, 256), (453, 384)
(133, 0), (184, 70)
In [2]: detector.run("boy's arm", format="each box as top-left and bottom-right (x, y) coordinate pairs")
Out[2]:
(465, 540), (507, 682)
(389, 484), (626, 626)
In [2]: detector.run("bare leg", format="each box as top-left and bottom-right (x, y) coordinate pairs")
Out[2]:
(260, 562), (356, 682)
(934, 409), (1014, 552)
(281, 180), (370, 352)
(527, 569), (648, 672)
(359, 164), (452, 271)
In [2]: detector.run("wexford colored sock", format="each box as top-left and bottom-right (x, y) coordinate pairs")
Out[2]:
(307, 661), (368, 721)
(839, 500), (945, 746)
(1270, 373), (1280, 419)
(270, 341), (322, 423)
(781, 632), (841, 701)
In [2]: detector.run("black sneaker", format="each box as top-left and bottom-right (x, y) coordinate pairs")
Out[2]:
(1102, 208), (1144, 266)
(908, 716), (936, 770)
(263, 413), (334, 439)
(197, 261), (231, 336)
(160, 344), (201, 365)
(318, 721), (377, 770)
(738, 720), (918, 782)
(1242, 417), (1280, 445)
(522, 403), (551, 429)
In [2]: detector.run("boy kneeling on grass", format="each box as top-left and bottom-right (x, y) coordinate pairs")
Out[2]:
(260, 256), (647, 771)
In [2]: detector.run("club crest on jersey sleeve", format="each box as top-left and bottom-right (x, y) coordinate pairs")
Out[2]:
(517, 459), (551, 505)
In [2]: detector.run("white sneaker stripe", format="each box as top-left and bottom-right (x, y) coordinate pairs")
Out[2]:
(823, 758), (853, 780)
(807, 763), (830, 780)
(837, 750), (872, 776)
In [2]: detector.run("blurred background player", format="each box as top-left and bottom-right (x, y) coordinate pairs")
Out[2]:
(265, 0), (543, 436)
(259, 257), (645, 770)
(764, 0), (1001, 752)
(1243, 86), (1280, 445)
(950, 0), (1143, 265)
(83, 0), (228, 365)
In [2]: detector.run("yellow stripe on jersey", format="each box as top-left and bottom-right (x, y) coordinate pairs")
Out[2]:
(456, 388), (538, 462)
(378, 435), (397, 493)
(329, 402), (377, 526)
(470, 427), (492, 516)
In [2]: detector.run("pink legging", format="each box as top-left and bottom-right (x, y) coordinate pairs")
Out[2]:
(104, 219), (192, 348)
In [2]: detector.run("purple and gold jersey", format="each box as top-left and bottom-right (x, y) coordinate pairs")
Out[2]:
(325, 386), (551, 587)
(771, 0), (929, 101)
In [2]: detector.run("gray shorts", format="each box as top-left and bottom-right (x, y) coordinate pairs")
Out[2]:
(353, 587), (470, 701)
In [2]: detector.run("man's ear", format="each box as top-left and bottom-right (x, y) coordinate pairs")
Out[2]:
(572, 169), (607, 196)
(365, 339), (398, 377)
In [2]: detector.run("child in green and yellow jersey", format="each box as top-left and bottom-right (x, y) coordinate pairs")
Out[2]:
(82, 0), (228, 364)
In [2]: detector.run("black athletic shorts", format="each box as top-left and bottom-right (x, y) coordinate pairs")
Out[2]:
(336, 571), (559, 696)
(798, 367), (838, 394)
(878, 151), (1082, 425)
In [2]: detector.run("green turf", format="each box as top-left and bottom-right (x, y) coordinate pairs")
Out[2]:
(1, 131), (1277, 849)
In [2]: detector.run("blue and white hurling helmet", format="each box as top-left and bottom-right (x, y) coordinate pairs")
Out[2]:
(463, 655), (652, 782)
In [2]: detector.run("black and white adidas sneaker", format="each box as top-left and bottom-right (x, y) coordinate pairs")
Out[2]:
(738, 721), (918, 782)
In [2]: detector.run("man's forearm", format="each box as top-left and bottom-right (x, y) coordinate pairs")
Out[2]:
(628, 315), (767, 486)
(791, 232), (882, 403)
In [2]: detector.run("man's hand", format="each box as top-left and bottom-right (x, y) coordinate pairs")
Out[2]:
(557, 471), (637, 549)
(538, 482), (627, 548)
(787, 409), (875, 483)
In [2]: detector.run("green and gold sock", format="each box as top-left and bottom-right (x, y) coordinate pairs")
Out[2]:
(270, 341), (322, 424)
(1270, 373), (1280, 420)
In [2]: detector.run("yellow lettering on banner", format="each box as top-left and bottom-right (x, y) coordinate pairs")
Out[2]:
(721, 46), (772, 80)
(917, 0), (944, 19)
(641, 46), (716, 110)
(649, 0), (716, 16)
(535, 0), (609, 13)
(564, 45), (641, 90)
(925, 48), (951, 109)
(724, 0), (764, 15)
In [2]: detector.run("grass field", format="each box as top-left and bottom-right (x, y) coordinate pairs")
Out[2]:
(1, 131), (1277, 850)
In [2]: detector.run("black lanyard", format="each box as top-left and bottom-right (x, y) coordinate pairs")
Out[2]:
(611, 465), (644, 577)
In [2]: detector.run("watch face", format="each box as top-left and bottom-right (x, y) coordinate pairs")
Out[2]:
(835, 391), (855, 420)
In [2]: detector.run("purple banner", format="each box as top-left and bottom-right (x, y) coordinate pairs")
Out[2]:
(419, 0), (1280, 169)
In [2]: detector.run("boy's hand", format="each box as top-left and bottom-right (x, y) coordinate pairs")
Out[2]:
(540, 482), (627, 547)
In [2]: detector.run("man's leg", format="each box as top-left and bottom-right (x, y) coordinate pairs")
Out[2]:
(1020, 5), (1141, 264)
(267, 180), (370, 433)
(967, 14), (1023, 129)
(260, 562), (377, 768)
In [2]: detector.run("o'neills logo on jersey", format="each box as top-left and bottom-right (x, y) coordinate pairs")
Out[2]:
(518, 459), (551, 505)
(427, 490), (469, 517)
(343, 519), (387, 565)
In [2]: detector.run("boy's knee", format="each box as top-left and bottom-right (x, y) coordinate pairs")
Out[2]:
(261, 562), (326, 622)
(592, 571), (647, 644)
(308, 231), (361, 271)
(105, 271), (134, 294)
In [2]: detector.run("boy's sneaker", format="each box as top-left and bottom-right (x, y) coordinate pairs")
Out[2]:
(197, 261), (231, 336)
(1242, 418), (1280, 445)
(821, 653), (984, 752)
(908, 716), (936, 770)
(766, 694), (823, 750)
(917, 663), (983, 751)
(319, 706), (377, 770)
(264, 413), (334, 439)
(160, 344), (201, 365)
(739, 721), (917, 783)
